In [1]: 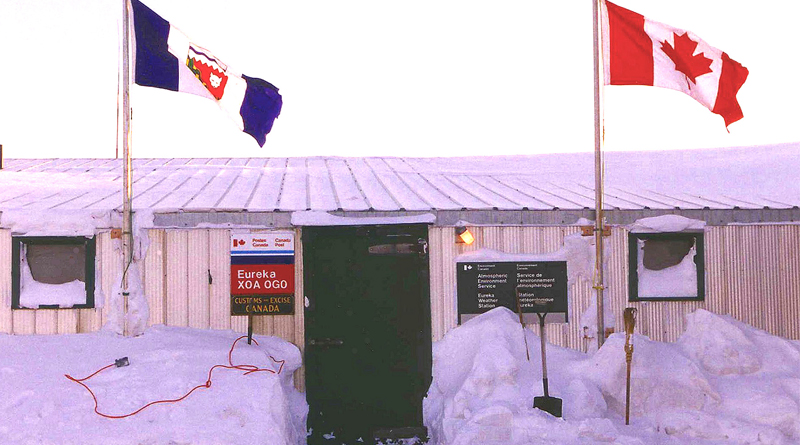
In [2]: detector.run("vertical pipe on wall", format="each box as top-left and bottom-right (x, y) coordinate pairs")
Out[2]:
(0, 229), (12, 333)
(293, 228), (305, 391)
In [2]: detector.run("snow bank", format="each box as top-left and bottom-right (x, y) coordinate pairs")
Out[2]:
(424, 307), (800, 445)
(585, 334), (719, 417)
(423, 307), (589, 445)
(0, 326), (307, 445)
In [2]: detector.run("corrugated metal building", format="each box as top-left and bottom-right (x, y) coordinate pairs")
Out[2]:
(1, 144), (799, 343)
(1, 144), (799, 435)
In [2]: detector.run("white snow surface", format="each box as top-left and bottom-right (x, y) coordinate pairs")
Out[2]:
(628, 214), (706, 233)
(637, 240), (699, 298)
(19, 257), (87, 308)
(424, 307), (800, 445)
(0, 326), (307, 445)
(3, 300), (800, 444)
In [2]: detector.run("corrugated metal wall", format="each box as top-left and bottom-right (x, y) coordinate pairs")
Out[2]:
(702, 225), (800, 340)
(3, 225), (798, 361)
(429, 225), (800, 351)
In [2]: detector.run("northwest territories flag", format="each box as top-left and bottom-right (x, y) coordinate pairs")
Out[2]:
(131, 0), (282, 146)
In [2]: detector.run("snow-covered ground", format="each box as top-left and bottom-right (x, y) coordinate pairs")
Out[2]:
(424, 307), (800, 445)
(0, 326), (307, 445)
(2, 307), (799, 444)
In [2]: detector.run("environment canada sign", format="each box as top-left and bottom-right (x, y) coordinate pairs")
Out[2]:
(456, 261), (568, 324)
(230, 232), (294, 316)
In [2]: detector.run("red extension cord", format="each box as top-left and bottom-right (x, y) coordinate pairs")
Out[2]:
(65, 335), (286, 419)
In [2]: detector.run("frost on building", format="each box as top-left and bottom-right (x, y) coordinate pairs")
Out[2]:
(1, 143), (799, 440)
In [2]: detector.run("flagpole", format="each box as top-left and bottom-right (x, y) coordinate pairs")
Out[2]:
(592, 0), (606, 349)
(121, 0), (133, 337)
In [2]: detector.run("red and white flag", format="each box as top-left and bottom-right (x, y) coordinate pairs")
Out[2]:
(601, 1), (749, 127)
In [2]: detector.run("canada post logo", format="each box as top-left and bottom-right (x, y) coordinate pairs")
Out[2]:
(231, 233), (294, 253)
(187, 45), (228, 100)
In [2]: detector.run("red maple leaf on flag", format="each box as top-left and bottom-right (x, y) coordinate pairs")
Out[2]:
(660, 32), (713, 84)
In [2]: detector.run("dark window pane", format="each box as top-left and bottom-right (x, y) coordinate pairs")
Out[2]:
(641, 238), (694, 271)
(26, 243), (86, 284)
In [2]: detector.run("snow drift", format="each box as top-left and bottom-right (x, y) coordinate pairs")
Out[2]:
(424, 307), (800, 445)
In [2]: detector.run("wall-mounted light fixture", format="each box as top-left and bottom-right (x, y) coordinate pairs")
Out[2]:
(455, 226), (475, 245)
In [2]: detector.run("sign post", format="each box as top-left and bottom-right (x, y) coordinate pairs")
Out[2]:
(230, 232), (295, 318)
(247, 313), (254, 345)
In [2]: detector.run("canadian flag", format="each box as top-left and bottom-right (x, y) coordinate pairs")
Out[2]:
(601, 1), (749, 127)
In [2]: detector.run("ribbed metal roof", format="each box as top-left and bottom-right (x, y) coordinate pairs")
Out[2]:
(0, 143), (797, 213)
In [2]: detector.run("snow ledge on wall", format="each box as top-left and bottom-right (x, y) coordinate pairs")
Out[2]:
(0, 209), (120, 237)
(628, 214), (705, 233)
(291, 211), (435, 226)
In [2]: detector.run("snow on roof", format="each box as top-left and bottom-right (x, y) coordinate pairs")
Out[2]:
(1, 143), (797, 214)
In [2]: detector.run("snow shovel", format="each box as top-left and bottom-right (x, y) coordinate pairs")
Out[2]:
(533, 312), (562, 418)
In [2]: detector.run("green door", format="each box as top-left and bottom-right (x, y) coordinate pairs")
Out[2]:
(303, 225), (432, 444)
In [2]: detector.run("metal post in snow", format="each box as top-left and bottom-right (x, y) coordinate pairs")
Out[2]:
(121, 0), (133, 337)
(592, 0), (606, 349)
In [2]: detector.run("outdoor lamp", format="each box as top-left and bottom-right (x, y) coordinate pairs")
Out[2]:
(455, 226), (475, 245)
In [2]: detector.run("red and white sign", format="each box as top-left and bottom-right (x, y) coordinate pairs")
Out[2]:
(230, 231), (294, 315)
(231, 264), (294, 295)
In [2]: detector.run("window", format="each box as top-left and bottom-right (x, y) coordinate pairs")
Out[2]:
(11, 236), (96, 309)
(628, 232), (704, 301)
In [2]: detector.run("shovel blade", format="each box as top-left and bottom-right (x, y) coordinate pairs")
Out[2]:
(533, 396), (563, 418)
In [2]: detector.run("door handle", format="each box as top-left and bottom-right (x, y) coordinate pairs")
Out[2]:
(308, 338), (344, 347)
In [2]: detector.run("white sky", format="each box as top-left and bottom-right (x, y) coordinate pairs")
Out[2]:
(0, 0), (797, 159)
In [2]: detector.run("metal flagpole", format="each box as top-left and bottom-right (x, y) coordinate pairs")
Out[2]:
(592, 0), (606, 349)
(121, 0), (133, 337)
